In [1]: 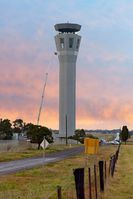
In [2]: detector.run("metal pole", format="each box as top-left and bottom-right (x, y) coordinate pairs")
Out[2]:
(104, 161), (107, 181)
(94, 165), (98, 199)
(88, 167), (92, 199)
(66, 115), (68, 145)
(108, 158), (111, 176)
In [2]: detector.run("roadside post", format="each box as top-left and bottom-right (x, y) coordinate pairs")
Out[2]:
(84, 138), (99, 198)
(40, 137), (49, 171)
(84, 138), (99, 166)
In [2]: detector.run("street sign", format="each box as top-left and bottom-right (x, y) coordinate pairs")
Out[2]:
(41, 138), (49, 149)
(84, 138), (99, 154)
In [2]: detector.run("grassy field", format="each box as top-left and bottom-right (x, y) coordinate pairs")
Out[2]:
(91, 133), (115, 141)
(0, 132), (115, 162)
(0, 145), (117, 199)
(0, 144), (80, 162)
(104, 144), (133, 199)
(0, 140), (132, 199)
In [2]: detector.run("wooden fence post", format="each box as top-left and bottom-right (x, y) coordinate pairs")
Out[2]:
(73, 168), (85, 199)
(99, 161), (104, 192)
(57, 186), (62, 199)
(111, 155), (116, 177)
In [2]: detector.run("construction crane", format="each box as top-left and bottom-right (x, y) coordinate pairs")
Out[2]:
(37, 73), (48, 125)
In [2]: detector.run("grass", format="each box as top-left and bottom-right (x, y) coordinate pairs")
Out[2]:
(0, 140), (132, 199)
(0, 145), (117, 199)
(0, 132), (116, 162)
(91, 133), (115, 141)
(0, 144), (80, 162)
(104, 144), (133, 199)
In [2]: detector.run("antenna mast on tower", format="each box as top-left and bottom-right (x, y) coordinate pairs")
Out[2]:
(37, 73), (48, 125)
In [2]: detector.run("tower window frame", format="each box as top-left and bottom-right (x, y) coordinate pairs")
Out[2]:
(60, 38), (64, 49)
(76, 38), (80, 49)
(69, 38), (74, 48)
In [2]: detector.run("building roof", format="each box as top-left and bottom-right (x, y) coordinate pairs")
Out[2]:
(54, 23), (81, 33)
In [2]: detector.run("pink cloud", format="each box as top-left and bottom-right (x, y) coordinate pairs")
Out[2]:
(1, 18), (133, 130)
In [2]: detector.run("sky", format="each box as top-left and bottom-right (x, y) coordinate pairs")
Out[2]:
(1, 0), (133, 130)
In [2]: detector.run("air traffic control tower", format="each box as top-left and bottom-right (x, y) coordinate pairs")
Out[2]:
(54, 23), (81, 137)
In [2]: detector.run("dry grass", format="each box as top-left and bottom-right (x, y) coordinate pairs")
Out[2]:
(0, 144), (80, 162)
(0, 132), (117, 162)
(91, 133), (115, 141)
(0, 145), (117, 199)
(104, 144), (133, 199)
(0, 137), (132, 199)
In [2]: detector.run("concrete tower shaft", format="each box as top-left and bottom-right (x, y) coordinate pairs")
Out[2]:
(54, 23), (81, 137)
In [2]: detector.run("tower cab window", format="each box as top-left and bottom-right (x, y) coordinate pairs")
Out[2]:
(69, 38), (74, 48)
(76, 39), (80, 50)
(60, 38), (64, 49)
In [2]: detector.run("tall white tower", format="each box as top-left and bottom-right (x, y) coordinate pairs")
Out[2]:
(54, 23), (81, 137)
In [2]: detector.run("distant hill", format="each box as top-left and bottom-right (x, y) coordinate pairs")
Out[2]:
(85, 129), (120, 134)
(52, 129), (133, 135)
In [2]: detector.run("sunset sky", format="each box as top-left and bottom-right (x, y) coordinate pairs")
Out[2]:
(1, 0), (133, 130)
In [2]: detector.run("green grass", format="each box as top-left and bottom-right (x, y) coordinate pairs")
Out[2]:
(0, 145), (117, 199)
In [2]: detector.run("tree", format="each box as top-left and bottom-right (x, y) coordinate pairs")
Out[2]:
(13, 119), (25, 134)
(69, 129), (86, 144)
(120, 126), (129, 144)
(75, 129), (86, 138)
(26, 123), (53, 149)
(0, 119), (13, 140)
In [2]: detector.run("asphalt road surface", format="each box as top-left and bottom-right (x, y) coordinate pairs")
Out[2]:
(0, 146), (84, 175)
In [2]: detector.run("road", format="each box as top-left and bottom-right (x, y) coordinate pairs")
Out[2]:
(0, 146), (84, 175)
